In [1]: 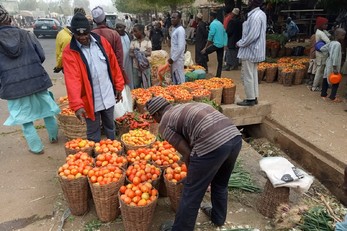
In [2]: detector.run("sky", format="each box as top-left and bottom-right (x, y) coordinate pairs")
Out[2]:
(89, 0), (113, 10)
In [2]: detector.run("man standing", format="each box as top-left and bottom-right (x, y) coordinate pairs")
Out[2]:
(124, 15), (132, 33)
(54, 23), (71, 73)
(201, 11), (227, 77)
(63, 13), (124, 142)
(236, 0), (266, 106)
(116, 21), (134, 89)
(146, 97), (242, 231)
(91, 6), (124, 71)
(0, 5), (60, 154)
(224, 8), (242, 71)
(168, 11), (186, 84)
(195, 12), (208, 71)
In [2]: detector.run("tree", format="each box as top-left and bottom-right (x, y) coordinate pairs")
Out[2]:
(73, 0), (90, 11)
(18, 0), (39, 11)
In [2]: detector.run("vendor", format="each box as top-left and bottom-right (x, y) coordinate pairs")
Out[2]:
(283, 17), (299, 41)
(146, 96), (242, 231)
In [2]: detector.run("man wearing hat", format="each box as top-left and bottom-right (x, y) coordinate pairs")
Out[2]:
(194, 12), (208, 71)
(0, 5), (60, 154)
(236, 0), (266, 106)
(91, 6), (125, 74)
(310, 17), (331, 92)
(62, 13), (125, 142)
(201, 11), (227, 77)
(224, 8), (242, 71)
(146, 97), (242, 231)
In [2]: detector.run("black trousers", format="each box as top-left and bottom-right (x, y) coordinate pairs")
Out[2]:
(205, 45), (224, 77)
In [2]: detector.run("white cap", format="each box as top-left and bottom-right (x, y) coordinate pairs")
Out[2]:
(232, 8), (240, 16)
(91, 6), (105, 24)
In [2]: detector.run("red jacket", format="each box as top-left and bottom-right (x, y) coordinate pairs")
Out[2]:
(63, 33), (124, 121)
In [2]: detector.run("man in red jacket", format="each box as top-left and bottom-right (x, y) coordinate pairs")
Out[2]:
(63, 13), (124, 142)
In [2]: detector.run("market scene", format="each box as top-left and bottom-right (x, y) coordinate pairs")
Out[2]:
(1, 0), (347, 230)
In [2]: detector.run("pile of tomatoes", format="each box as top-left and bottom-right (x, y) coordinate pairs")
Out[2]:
(94, 153), (127, 168)
(58, 152), (94, 179)
(94, 139), (123, 155)
(119, 182), (158, 206)
(164, 162), (188, 183)
(126, 163), (161, 185)
(88, 165), (124, 186)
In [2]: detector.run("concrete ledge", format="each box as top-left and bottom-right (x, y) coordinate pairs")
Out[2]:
(222, 101), (272, 126)
(246, 118), (347, 205)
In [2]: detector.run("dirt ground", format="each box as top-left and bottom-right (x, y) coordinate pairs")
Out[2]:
(0, 41), (346, 231)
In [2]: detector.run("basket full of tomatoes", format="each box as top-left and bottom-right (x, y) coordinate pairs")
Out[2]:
(57, 152), (94, 215)
(164, 162), (188, 212)
(119, 182), (158, 231)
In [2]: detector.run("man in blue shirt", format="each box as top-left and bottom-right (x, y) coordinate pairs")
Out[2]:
(284, 17), (299, 41)
(201, 11), (227, 77)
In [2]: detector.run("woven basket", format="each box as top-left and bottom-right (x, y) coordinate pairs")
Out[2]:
(193, 94), (211, 102)
(174, 98), (193, 104)
(277, 68), (284, 84)
(116, 123), (130, 138)
(119, 193), (158, 231)
(151, 163), (169, 197)
(283, 72), (295, 87)
(293, 69), (305, 85)
(265, 67), (278, 83)
(209, 87), (223, 105)
(64, 147), (94, 157)
(222, 85), (236, 105)
(58, 175), (89, 216)
(89, 173), (126, 222)
(122, 137), (156, 152)
(257, 179), (289, 218)
(258, 69), (265, 84)
(136, 102), (147, 114)
(164, 174), (184, 212)
(57, 114), (87, 140)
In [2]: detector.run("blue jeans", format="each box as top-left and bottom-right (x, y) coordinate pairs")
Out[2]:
(85, 106), (115, 142)
(172, 135), (242, 231)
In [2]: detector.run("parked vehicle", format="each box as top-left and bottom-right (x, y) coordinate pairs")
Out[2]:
(33, 18), (62, 37)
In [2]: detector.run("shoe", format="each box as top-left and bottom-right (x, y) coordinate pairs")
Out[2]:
(237, 99), (256, 106)
(222, 65), (231, 71)
(160, 220), (174, 231)
(321, 96), (328, 101)
(312, 87), (321, 92)
(50, 138), (58, 144)
(200, 203), (212, 219)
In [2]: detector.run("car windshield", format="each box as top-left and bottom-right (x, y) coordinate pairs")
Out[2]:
(35, 19), (60, 26)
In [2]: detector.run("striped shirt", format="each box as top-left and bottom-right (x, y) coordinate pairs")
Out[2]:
(237, 7), (266, 63)
(159, 103), (241, 157)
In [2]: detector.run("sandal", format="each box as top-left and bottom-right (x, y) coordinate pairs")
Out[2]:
(321, 96), (328, 101)
(50, 138), (58, 144)
(200, 202), (212, 219)
(159, 220), (174, 231)
(331, 97), (342, 103)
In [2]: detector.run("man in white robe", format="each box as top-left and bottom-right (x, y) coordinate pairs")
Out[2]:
(168, 11), (186, 84)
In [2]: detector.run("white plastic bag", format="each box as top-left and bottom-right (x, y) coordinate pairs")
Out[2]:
(114, 85), (133, 119)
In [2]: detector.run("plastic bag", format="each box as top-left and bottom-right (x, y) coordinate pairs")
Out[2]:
(157, 63), (172, 86)
(114, 85), (133, 119)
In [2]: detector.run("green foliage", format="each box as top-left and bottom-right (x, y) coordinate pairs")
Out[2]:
(228, 160), (261, 193)
(200, 99), (222, 112)
(297, 206), (334, 231)
(115, 0), (194, 13)
(84, 219), (102, 231)
(266, 33), (287, 46)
